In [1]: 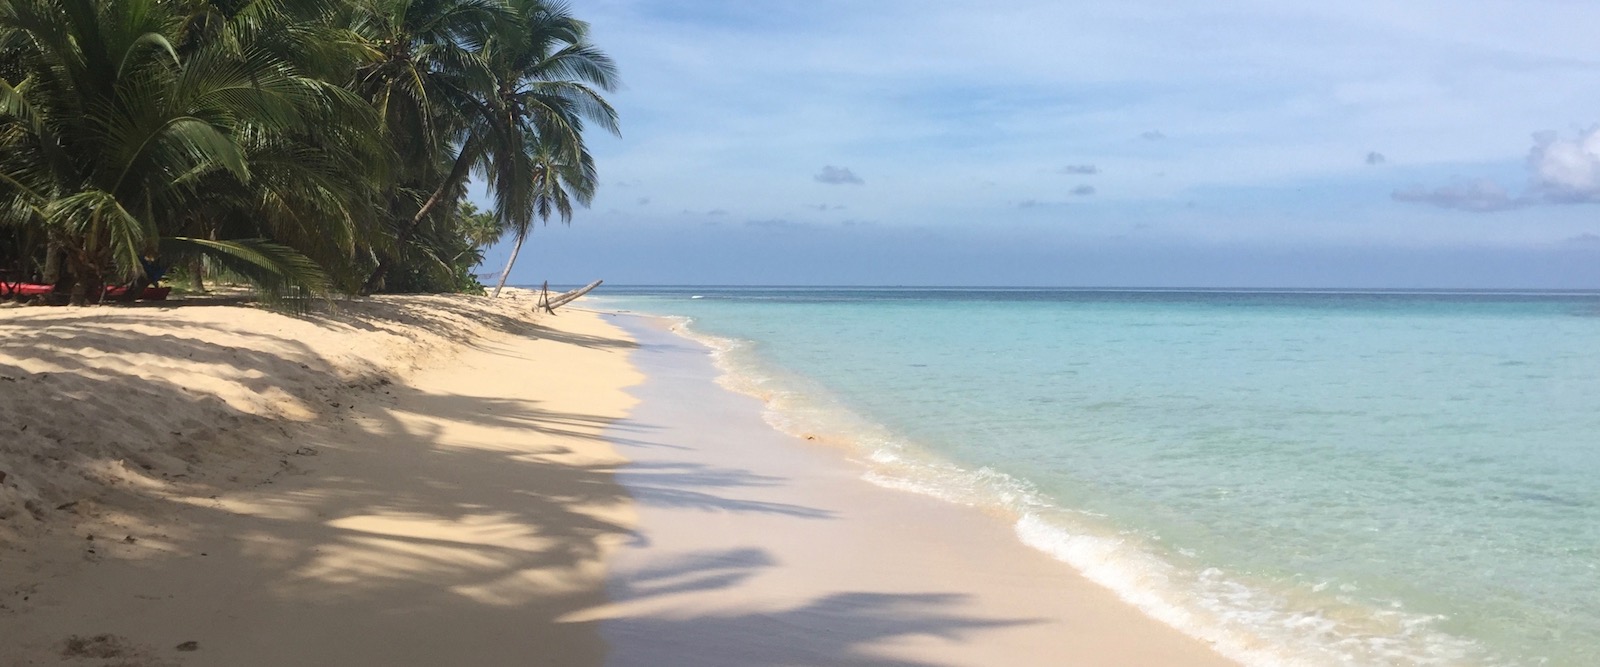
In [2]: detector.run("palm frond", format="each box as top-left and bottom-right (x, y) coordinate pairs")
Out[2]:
(161, 235), (331, 302)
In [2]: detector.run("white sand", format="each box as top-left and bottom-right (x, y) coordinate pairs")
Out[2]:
(1, 295), (641, 665)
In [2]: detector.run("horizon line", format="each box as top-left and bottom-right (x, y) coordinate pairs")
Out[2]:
(523, 283), (1600, 295)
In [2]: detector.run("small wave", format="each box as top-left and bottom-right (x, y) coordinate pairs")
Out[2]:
(662, 316), (1501, 667)
(1013, 514), (1494, 667)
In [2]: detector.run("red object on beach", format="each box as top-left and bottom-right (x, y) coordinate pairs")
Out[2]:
(113, 285), (172, 300)
(2, 283), (52, 297)
(0, 284), (171, 301)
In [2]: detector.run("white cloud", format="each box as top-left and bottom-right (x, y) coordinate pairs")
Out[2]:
(1528, 128), (1600, 202)
(1396, 128), (1600, 212)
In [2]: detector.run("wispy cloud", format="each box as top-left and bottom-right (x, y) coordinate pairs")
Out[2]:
(814, 166), (864, 185)
(1366, 152), (1387, 165)
(637, 197), (651, 205)
(548, 0), (1600, 282)
(1071, 185), (1097, 196)
(745, 218), (809, 230)
(808, 203), (848, 211)
(1392, 178), (1519, 212)
(1562, 233), (1600, 247)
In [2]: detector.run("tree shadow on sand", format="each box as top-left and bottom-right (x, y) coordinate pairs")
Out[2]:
(0, 303), (639, 663)
(604, 589), (1039, 667)
(1, 304), (1035, 667)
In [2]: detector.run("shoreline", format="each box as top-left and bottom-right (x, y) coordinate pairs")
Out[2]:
(592, 312), (1237, 666)
(601, 295), (1544, 667)
(3, 296), (1234, 665)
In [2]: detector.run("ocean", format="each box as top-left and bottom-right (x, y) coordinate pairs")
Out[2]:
(588, 287), (1600, 667)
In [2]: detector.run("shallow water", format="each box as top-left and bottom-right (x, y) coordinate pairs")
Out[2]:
(590, 287), (1600, 667)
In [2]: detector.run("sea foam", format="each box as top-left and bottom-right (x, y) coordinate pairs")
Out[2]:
(659, 313), (1503, 667)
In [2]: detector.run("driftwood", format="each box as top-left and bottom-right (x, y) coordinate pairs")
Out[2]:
(536, 279), (602, 314)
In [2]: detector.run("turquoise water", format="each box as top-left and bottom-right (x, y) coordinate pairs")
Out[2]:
(592, 288), (1600, 667)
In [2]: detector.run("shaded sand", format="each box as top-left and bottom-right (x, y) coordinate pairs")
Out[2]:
(4, 294), (1238, 666)
(1, 296), (641, 665)
(589, 315), (1239, 667)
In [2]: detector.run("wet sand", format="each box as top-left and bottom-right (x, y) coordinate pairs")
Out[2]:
(590, 314), (1236, 666)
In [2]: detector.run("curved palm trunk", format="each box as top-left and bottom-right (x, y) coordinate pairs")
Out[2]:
(491, 233), (526, 298)
(361, 137), (479, 295)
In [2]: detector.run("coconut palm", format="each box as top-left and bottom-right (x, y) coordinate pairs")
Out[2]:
(349, 0), (510, 293)
(480, 0), (617, 297)
(0, 0), (619, 302)
(0, 0), (364, 303)
(490, 139), (592, 296)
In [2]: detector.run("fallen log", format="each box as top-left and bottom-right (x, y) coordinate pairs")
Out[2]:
(541, 280), (603, 313)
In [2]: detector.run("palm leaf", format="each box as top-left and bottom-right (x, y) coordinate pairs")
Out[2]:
(160, 235), (331, 304)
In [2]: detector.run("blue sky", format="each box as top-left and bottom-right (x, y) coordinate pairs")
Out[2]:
(480, 0), (1600, 287)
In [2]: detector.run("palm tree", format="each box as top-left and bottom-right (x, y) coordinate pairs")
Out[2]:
(480, 0), (617, 297)
(163, 0), (393, 294)
(0, 0), (619, 301)
(490, 139), (592, 296)
(0, 0), (347, 304)
(348, 0), (510, 294)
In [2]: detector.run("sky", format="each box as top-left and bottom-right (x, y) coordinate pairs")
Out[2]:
(479, 0), (1600, 288)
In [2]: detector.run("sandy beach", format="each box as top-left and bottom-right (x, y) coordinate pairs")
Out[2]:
(1, 296), (1233, 666)
(1, 295), (641, 665)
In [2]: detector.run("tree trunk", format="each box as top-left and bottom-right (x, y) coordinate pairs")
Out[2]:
(491, 233), (526, 298)
(42, 243), (61, 284)
(65, 252), (91, 307)
(361, 138), (480, 295)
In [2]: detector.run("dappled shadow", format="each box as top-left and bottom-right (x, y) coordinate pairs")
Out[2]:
(0, 299), (1066, 666)
(0, 300), (646, 664)
(306, 295), (637, 353)
(610, 547), (775, 599)
(598, 545), (1041, 666)
(614, 462), (835, 519)
(605, 591), (1039, 667)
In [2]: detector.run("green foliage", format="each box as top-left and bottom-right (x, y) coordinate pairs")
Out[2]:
(382, 202), (495, 294)
(0, 0), (615, 303)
